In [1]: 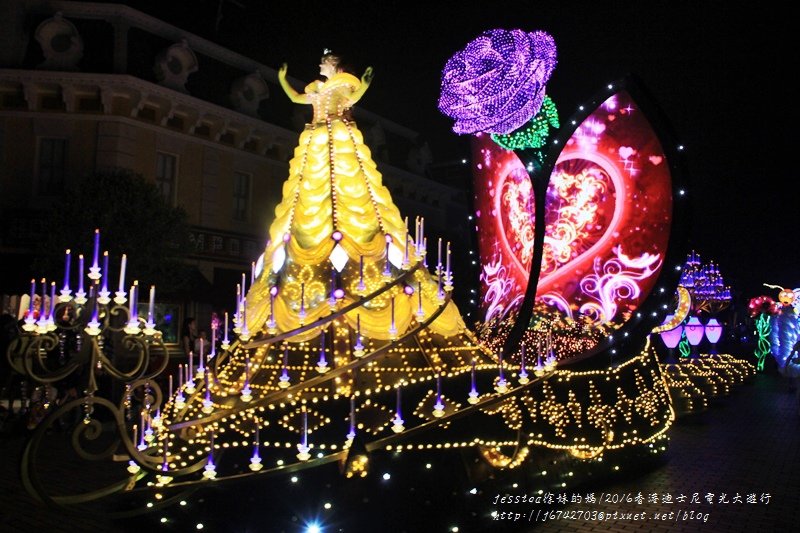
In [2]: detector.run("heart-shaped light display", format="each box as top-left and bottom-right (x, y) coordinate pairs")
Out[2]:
(473, 90), (673, 361)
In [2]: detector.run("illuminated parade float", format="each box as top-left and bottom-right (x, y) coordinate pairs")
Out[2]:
(654, 252), (753, 415)
(5, 26), (755, 530)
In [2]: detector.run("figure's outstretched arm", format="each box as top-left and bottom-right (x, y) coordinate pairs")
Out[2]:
(278, 63), (310, 104)
(349, 66), (374, 105)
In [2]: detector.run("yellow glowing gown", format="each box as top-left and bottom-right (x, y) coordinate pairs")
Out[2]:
(245, 72), (465, 341)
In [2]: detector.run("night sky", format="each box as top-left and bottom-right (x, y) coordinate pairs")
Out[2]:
(110, 0), (797, 300)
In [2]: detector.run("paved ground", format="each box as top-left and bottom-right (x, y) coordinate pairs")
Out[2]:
(526, 371), (799, 533)
(1, 363), (797, 533)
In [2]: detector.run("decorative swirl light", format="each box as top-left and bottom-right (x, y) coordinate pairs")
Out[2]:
(438, 29), (557, 134)
(579, 246), (662, 324)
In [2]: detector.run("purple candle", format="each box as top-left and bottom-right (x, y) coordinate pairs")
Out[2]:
(129, 281), (138, 320)
(28, 279), (35, 315)
(40, 278), (47, 314)
(63, 249), (71, 291)
(48, 282), (56, 321)
(78, 255), (85, 293)
(101, 252), (109, 292)
(92, 228), (100, 269)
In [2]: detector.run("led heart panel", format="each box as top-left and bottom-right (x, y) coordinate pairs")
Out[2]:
(473, 90), (673, 360)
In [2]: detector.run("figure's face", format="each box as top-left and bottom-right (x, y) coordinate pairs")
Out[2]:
(779, 289), (795, 306)
(319, 58), (337, 79)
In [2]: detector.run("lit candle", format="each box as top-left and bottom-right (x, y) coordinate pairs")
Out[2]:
(223, 312), (229, 343)
(48, 282), (56, 322)
(446, 242), (451, 278)
(40, 277), (47, 314)
(178, 364), (183, 389)
(78, 254), (85, 293)
(168, 374), (173, 398)
(92, 228), (100, 269)
(28, 279), (35, 315)
(199, 338), (205, 373)
(396, 387), (402, 416)
(188, 348), (193, 382)
(101, 252), (109, 292)
(437, 238), (442, 270)
(148, 285), (155, 323)
(235, 283), (241, 324)
(63, 249), (71, 291)
(118, 254), (127, 293)
(129, 281), (138, 320)
(241, 273), (246, 300)
(251, 261), (255, 285)
(210, 322), (216, 357)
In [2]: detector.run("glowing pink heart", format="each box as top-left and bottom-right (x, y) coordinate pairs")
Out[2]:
(618, 146), (635, 160)
(649, 155), (663, 165)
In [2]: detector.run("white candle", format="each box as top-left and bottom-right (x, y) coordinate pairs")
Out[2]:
(446, 242), (451, 277)
(148, 285), (155, 322)
(224, 312), (229, 343)
(118, 254), (127, 293)
(169, 374), (173, 398)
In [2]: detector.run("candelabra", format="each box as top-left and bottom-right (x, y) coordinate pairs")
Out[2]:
(7, 230), (171, 512)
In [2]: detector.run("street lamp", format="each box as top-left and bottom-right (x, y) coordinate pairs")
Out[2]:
(704, 318), (723, 355)
(684, 316), (705, 357)
(658, 314), (683, 363)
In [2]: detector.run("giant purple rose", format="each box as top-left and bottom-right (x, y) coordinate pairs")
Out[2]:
(438, 29), (557, 135)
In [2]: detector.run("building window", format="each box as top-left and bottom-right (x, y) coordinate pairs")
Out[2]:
(156, 152), (177, 204)
(38, 138), (67, 195)
(233, 171), (250, 221)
